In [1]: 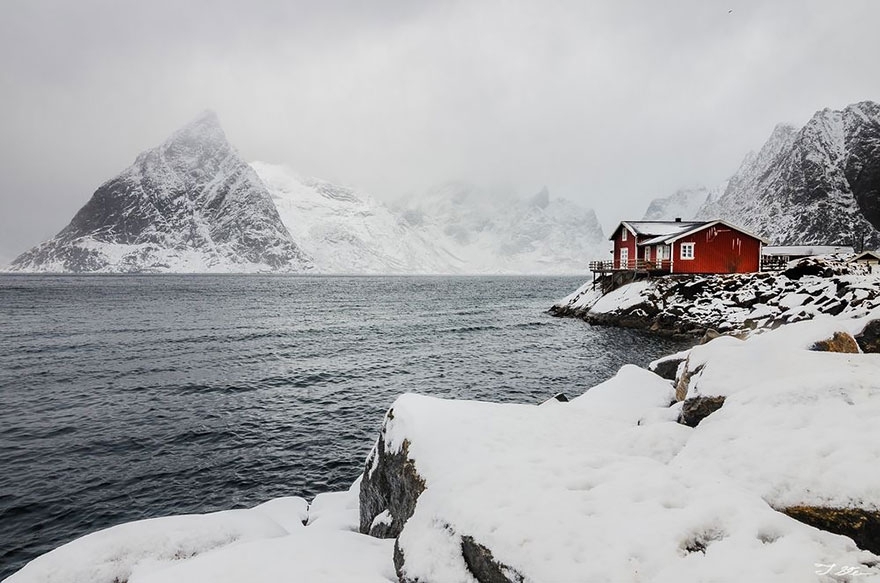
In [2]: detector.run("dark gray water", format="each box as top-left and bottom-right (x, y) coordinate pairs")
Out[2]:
(0, 275), (690, 579)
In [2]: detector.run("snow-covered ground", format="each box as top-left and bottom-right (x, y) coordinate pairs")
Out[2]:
(6, 481), (397, 583)
(9, 303), (880, 582)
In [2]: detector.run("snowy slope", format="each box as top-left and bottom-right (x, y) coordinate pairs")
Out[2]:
(697, 101), (880, 247)
(642, 185), (721, 221)
(252, 163), (460, 274)
(255, 168), (607, 275)
(394, 182), (607, 274)
(9, 112), (312, 273)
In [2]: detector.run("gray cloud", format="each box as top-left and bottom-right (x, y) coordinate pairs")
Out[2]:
(2, 0), (879, 257)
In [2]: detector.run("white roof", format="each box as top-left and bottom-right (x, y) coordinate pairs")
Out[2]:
(611, 220), (705, 241)
(763, 246), (854, 256)
(632, 220), (769, 246)
(850, 250), (880, 261)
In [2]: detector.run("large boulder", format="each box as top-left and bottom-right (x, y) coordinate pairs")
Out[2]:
(856, 319), (880, 353)
(359, 410), (426, 539)
(810, 331), (860, 353)
(782, 506), (880, 555)
(362, 385), (878, 582)
(678, 396), (726, 427)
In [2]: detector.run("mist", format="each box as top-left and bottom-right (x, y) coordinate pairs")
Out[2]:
(2, 0), (879, 257)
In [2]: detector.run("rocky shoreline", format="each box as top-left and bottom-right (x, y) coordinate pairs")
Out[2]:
(550, 257), (880, 338)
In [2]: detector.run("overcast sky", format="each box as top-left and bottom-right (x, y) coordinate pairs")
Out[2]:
(2, 0), (879, 260)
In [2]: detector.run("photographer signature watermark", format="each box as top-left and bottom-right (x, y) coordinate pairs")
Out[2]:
(815, 563), (874, 578)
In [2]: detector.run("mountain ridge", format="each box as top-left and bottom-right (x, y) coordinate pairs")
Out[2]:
(646, 100), (880, 250)
(11, 111), (312, 273)
(10, 114), (607, 274)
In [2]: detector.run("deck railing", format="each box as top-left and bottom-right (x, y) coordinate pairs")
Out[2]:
(589, 259), (672, 272)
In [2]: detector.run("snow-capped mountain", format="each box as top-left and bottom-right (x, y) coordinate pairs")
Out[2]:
(11, 112), (605, 274)
(696, 101), (880, 247)
(10, 112), (311, 273)
(252, 163), (460, 274)
(257, 166), (606, 274)
(394, 182), (606, 274)
(641, 185), (722, 221)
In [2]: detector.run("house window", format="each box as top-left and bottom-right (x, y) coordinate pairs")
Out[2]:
(621, 228), (628, 241)
(620, 247), (629, 268)
(644, 247), (651, 262)
(681, 242), (695, 260)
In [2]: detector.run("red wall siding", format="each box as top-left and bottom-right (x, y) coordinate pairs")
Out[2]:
(612, 225), (637, 268)
(672, 226), (761, 274)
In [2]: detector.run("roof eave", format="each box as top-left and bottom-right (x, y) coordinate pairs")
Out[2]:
(663, 219), (770, 245)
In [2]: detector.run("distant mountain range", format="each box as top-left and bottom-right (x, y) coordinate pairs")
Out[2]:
(646, 100), (880, 249)
(9, 113), (605, 274)
(10, 100), (880, 273)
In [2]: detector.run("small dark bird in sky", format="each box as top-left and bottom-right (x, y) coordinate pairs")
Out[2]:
(728, 8), (734, 13)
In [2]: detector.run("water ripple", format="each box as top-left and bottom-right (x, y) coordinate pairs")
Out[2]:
(0, 274), (691, 579)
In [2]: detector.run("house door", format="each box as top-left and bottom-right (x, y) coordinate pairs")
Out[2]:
(620, 247), (629, 268)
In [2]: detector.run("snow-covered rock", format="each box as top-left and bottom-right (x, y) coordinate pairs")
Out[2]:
(129, 530), (395, 583)
(5, 487), (394, 583)
(670, 314), (880, 553)
(551, 257), (880, 337)
(697, 101), (880, 248)
(361, 367), (879, 582)
(4, 507), (292, 583)
(9, 112), (312, 273)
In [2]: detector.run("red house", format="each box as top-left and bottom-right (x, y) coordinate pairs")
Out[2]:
(602, 219), (767, 274)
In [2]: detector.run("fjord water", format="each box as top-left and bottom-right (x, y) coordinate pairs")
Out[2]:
(0, 275), (689, 578)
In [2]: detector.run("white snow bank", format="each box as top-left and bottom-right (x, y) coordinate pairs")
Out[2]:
(251, 496), (309, 532)
(680, 315), (876, 400)
(589, 280), (653, 314)
(306, 478), (360, 531)
(569, 364), (675, 422)
(382, 387), (878, 582)
(6, 487), (386, 583)
(673, 314), (880, 510)
(129, 530), (395, 583)
(553, 280), (605, 312)
(5, 508), (289, 583)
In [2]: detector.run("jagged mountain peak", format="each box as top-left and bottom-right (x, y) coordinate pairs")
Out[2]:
(11, 112), (310, 273)
(695, 100), (880, 248)
(642, 185), (716, 221)
(133, 110), (230, 169)
(529, 186), (550, 209)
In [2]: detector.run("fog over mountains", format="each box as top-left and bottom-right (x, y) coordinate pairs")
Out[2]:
(9, 113), (606, 274)
(8, 100), (880, 273)
(647, 101), (880, 249)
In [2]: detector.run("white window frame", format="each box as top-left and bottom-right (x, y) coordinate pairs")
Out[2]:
(620, 247), (629, 267)
(621, 228), (628, 241)
(680, 242), (695, 260)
